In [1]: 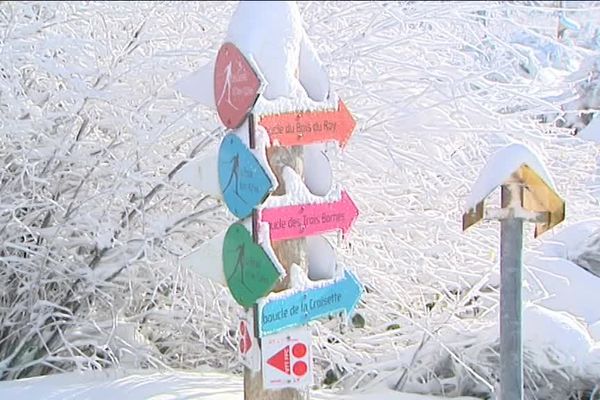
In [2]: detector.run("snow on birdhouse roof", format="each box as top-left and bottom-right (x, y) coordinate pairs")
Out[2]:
(464, 143), (557, 212)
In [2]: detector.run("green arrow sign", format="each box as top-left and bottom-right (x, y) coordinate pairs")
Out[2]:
(223, 223), (282, 308)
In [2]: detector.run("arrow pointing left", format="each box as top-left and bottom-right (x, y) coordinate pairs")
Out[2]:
(179, 230), (227, 286)
(175, 152), (222, 200)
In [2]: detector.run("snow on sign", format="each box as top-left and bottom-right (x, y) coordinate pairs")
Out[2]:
(259, 99), (356, 148)
(180, 230), (227, 286)
(218, 133), (273, 219)
(256, 270), (363, 337)
(222, 223), (283, 308)
(174, 152), (222, 200)
(259, 190), (359, 242)
(261, 327), (312, 390)
(214, 42), (261, 129)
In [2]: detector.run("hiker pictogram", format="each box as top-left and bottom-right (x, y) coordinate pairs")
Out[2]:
(216, 61), (239, 110)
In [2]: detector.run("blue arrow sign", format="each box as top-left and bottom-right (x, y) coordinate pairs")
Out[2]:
(218, 133), (273, 219)
(256, 270), (363, 337)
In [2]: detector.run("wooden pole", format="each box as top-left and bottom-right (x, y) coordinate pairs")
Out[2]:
(244, 143), (308, 400)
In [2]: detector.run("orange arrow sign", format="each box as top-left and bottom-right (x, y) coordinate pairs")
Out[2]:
(259, 99), (356, 148)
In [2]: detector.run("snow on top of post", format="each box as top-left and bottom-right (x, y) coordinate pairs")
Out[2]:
(226, 1), (330, 102)
(176, 1), (332, 111)
(464, 143), (556, 211)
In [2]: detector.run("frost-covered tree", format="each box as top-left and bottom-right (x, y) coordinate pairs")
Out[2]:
(0, 1), (236, 380)
(1, 2), (600, 400)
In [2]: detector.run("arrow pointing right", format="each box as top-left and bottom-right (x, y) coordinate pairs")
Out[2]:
(258, 99), (356, 148)
(256, 270), (363, 337)
(259, 190), (359, 242)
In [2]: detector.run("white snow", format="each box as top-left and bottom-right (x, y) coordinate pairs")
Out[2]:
(175, 59), (217, 108)
(0, 369), (481, 400)
(577, 113), (600, 143)
(307, 235), (338, 281)
(5, 1), (600, 399)
(175, 150), (223, 199)
(480, 218), (600, 377)
(464, 142), (557, 211)
(175, 1), (332, 109)
(179, 229), (227, 286)
(523, 304), (600, 375)
(268, 167), (339, 207)
(521, 219), (600, 326)
(225, 1), (329, 101)
(304, 144), (333, 196)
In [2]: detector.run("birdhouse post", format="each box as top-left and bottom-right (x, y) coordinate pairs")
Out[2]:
(462, 144), (565, 400)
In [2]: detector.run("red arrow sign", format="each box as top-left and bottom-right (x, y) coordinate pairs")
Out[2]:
(239, 321), (252, 354)
(267, 345), (291, 375)
(214, 42), (261, 129)
(259, 99), (356, 148)
(259, 191), (358, 241)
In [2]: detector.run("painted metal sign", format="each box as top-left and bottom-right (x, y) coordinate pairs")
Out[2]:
(238, 312), (260, 371)
(259, 190), (358, 242)
(218, 133), (273, 219)
(214, 42), (261, 129)
(256, 270), (363, 337)
(261, 327), (312, 390)
(223, 223), (282, 308)
(259, 99), (356, 147)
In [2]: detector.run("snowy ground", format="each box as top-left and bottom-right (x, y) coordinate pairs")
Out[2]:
(0, 369), (480, 400)
(2, 1), (600, 399)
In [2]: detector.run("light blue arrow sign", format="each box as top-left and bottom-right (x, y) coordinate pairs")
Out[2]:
(256, 270), (363, 337)
(218, 133), (273, 219)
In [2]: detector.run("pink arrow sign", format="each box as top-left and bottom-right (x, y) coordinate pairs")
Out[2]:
(259, 191), (358, 242)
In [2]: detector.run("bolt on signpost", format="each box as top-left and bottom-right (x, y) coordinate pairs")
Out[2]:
(462, 145), (565, 400)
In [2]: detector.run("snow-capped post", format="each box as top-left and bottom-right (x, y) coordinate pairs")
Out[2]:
(462, 144), (565, 400)
(175, 2), (362, 399)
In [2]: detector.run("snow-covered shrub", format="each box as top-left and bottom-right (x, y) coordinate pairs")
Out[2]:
(0, 1), (237, 380)
(560, 52), (600, 133)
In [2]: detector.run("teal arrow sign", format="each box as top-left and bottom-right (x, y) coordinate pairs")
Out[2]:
(256, 270), (363, 337)
(218, 133), (273, 219)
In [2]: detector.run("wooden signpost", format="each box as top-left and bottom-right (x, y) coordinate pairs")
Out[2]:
(178, 16), (362, 399)
(462, 146), (565, 400)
